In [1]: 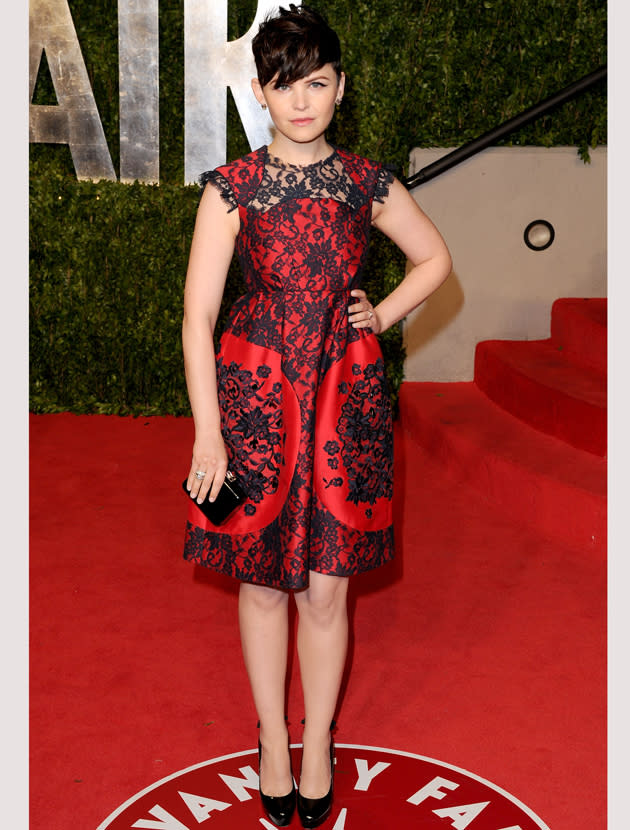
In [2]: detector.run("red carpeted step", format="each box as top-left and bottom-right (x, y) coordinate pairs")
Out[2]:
(398, 381), (606, 553)
(474, 338), (607, 456)
(550, 297), (607, 373)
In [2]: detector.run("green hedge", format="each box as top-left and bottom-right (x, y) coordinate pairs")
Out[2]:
(30, 0), (606, 415)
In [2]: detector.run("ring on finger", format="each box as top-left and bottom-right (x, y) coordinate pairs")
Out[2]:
(368, 310), (373, 320)
(195, 470), (206, 480)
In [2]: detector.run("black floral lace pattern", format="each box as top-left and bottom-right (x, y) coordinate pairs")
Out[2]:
(374, 166), (396, 203)
(184, 146), (396, 589)
(250, 150), (367, 212)
(217, 357), (284, 512)
(200, 147), (394, 216)
(199, 170), (238, 212)
(324, 358), (393, 510)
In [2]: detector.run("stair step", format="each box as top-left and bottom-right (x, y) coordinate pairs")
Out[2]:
(551, 297), (607, 373)
(399, 382), (606, 553)
(474, 338), (607, 456)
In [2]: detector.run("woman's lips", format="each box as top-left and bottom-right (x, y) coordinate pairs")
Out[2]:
(291, 118), (314, 126)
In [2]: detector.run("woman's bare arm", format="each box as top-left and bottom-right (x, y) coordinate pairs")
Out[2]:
(348, 178), (452, 333)
(182, 184), (239, 503)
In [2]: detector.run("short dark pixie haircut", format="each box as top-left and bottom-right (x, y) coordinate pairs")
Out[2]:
(252, 4), (342, 88)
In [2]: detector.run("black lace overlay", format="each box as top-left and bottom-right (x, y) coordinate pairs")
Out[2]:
(216, 356), (285, 513)
(184, 146), (396, 589)
(374, 166), (395, 204)
(199, 170), (238, 212)
(329, 357), (393, 510)
(249, 150), (367, 213)
(199, 146), (394, 216)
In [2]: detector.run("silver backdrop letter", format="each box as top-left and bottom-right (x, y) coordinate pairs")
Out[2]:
(29, 0), (116, 181)
(118, 0), (159, 184)
(184, 0), (293, 184)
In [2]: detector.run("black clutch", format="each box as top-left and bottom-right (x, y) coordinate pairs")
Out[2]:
(182, 470), (247, 526)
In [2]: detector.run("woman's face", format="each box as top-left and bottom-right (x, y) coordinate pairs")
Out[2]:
(252, 63), (344, 147)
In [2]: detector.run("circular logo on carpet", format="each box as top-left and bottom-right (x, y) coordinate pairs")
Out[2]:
(96, 744), (549, 829)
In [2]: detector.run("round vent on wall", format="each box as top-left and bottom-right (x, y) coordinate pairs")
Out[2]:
(524, 219), (555, 251)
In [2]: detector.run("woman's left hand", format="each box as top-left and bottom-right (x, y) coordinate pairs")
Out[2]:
(348, 289), (381, 333)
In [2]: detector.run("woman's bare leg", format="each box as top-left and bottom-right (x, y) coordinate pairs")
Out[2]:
(294, 571), (349, 798)
(238, 581), (293, 796)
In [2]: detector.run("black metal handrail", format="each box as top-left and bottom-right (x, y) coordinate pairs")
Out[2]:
(403, 65), (606, 191)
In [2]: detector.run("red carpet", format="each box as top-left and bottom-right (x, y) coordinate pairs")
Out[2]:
(30, 405), (606, 829)
(400, 298), (607, 554)
(399, 382), (606, 553)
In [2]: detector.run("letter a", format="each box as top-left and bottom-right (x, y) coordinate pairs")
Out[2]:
(178, 791), (231, 820)
(29, 0), (116, 181)
(433, 800), (491, 829)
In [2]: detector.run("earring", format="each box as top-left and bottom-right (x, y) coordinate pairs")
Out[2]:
(335, 98), (342, 108)
(261, 103), (267, 110)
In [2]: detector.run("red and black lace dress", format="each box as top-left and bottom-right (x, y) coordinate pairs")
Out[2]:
(183, 145), (395, 589)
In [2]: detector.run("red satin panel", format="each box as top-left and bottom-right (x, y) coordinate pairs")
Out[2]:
(187, 334), (300, 536)
(314, 334), (393, 531)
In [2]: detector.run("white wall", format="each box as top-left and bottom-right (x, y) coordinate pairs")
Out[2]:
(403, 146), (607, 381)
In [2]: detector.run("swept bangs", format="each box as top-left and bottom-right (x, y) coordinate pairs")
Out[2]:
(252, 5), (342, 88)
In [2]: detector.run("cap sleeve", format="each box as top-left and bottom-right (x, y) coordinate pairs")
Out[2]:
(374, 165), (395, 204)
(198, 170), (238, 213)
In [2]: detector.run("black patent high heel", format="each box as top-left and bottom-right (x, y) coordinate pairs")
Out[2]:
(297, 723), (335, 829)
(258, 733), (296, 828)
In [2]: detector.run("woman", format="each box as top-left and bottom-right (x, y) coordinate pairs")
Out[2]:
(182, 6), (451, 827)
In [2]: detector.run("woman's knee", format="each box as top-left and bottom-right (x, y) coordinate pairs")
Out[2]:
(295, 572), (348, 625)
(239, 581), (289, 613)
